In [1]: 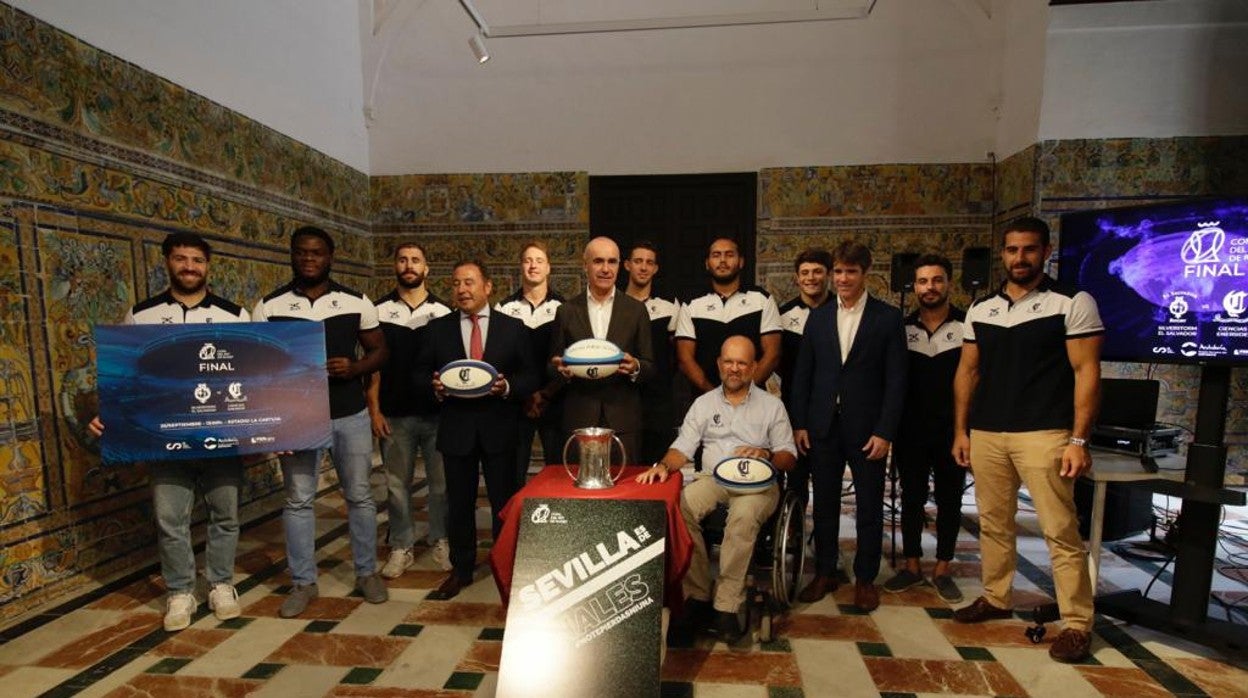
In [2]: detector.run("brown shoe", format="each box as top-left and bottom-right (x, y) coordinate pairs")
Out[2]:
(952, 596), (1013, 623)
(798, 575), (839, 603)
(1048, 628), (1092, 663)
(430, 574), (467, 600)
(854, 581), (879, 612)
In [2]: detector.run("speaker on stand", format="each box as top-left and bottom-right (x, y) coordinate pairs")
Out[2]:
(962, 246), (991, 303)
(886, 252), (919, 567)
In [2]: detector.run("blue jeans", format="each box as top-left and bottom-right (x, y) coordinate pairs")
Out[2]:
(382, 414), (447, 548)
(151, 458), (242, 593)
(281, 409), (377, 584)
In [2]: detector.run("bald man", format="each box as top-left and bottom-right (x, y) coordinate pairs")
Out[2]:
(544, 236), (655, 460)
(638, 336), (797, 641)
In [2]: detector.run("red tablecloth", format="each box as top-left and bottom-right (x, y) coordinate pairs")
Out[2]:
(490, 465), (693, 611)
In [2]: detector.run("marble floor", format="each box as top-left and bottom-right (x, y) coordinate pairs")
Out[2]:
(2, 470), (1248, 697)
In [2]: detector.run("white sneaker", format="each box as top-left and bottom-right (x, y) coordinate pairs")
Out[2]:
(381, 548), (415, 579)
(432, 539), (452, 572)
(208, 583), (241, 620)
(164, 592), (197, 632)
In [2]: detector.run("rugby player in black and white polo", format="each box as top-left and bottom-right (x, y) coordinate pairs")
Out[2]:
(952, 216), (1103, 663)
(675, 237), (782, 395)
(495, 240), (564, 486)
(88, 232), (248, 632)
(623, 240), (681, 464)
(367, 242), (453, 578)
(253, 226), (390, 617)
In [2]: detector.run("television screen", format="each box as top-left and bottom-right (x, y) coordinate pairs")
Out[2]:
(1058, 198), (1248, 365)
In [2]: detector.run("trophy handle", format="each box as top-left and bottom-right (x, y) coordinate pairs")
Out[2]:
(609, 434), (627, 482)
(562, 435), (577, 483)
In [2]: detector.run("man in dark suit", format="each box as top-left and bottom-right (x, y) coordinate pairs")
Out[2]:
(417, 259), (538, 599)
(791, 241), (907, 612)
(545, 236), (655, 461)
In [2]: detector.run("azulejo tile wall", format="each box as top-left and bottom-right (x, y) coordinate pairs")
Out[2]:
(0, 3), (371, 624)
(370, 173), (590, 303)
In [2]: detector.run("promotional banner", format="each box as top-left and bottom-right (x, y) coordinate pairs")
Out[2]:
(95, 322), (332, 462)
(497, 498), (666, 698)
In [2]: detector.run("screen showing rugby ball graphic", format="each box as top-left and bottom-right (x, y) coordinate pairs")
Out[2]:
(438, 359), (499, 398)
(712, 456), (777, 495)
(561, 338), (624, 379)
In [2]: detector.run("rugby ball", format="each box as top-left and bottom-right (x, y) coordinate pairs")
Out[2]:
(712, 456), (777, 495)
(562, 338), (624, 380)
(439, 359), (498, 398)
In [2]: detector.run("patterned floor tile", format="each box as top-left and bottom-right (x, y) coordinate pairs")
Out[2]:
(404, 602), (506, 627)
(370, 625), (480, 689)
(265, 632), (412, 668)
(781, 613), (885, 642)
(34, 613), (162, 669)
(660, 648), (802, 686)
(84, 578), (166, 612)
(1170, 657), (1248, 697)
(1074, 665), (1176, 697)
(454, 641), (502, 673)
(243, 594), (363, 620)
(934, 618), (1047, 648)
(863, 657), (1028, 696)
(100, 674), (261, 698)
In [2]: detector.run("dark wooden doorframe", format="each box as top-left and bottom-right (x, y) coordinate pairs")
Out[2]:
(588, 173), (758, 301)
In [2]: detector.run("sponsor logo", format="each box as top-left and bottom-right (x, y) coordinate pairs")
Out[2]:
(1181, 222), (1225, 264)
(988, 307), (1000, 317)
(202, 436), (238, 451)
(736, 459), (753, 477)
(249, 436), (276, 444)
(197, 344), (235, 372)
(907, 331), (920, 343)
(389, 310), (400, 319)
(1029, 301), (1042, 313)
(199, 343), (218, 360)
(1180, 341), (1198, 357)
(161, 316), (173, 324)
(227, 382), (245, 400)
(1223, 290), (1247, 318)
(204, 436), (218, 450)
(712, 414), (721, 426)
(193, 383), (212, 404)
(165, 441), (191, 451)
(288, 302), (302, 311)
(586, 366), (600, 379)
(1152, 346), (1175, 355)
(457, 367), (472, 384)
(529, 503), (567, 525)
(1169, 296), (1190, 321)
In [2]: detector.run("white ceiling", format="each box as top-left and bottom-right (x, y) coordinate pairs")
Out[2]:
(10, 1), (1245, 178)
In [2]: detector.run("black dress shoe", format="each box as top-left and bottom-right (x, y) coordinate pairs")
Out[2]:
(798, 575), (839, 603)
(714, 611), (742, 642)
(430, 574), (468, 600)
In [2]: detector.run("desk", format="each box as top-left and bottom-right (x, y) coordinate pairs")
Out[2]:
(1084, 450), (1184, 589)
(490, 466), (694, 610)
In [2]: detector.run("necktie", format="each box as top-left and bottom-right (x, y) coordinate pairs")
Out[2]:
(469, 313), (483, 360)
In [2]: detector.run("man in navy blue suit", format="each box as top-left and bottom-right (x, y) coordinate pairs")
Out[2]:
(416, 259), (538, 599)
(791, 241), (907, 612)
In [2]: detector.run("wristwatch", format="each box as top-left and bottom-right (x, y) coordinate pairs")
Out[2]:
(1068, 436), (1088, 447)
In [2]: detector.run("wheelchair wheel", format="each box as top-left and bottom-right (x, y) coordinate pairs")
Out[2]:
(770, 490), (807, 607)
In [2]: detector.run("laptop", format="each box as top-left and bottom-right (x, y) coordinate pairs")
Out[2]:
(1098, 378), (1160, 430)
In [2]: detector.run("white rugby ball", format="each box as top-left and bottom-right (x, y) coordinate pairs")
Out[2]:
(439, 359), (498, 398)
(562, 338), (624, 380)
(712, 456), (777, 495)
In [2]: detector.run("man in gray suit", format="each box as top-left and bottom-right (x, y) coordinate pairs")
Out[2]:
(545, 236), (655, 461)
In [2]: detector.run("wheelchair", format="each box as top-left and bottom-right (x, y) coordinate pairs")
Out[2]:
(698, 474), (807, 642)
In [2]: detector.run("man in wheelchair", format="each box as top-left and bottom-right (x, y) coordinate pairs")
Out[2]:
(636, 336), (797, 640)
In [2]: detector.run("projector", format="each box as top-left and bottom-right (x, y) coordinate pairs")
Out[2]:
(1090, 424), (1181, 458)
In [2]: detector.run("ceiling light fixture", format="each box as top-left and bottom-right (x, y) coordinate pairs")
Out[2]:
(468, 32), (489, 63)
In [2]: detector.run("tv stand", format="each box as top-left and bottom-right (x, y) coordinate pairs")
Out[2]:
(1031, 365), (1248, 657)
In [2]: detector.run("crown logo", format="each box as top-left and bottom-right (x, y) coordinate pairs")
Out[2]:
(1197, 220), (1221, 229)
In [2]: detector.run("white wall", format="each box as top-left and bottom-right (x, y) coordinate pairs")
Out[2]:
(1040, 0), (1248, 141)
(9, 0), (370, 174)
(994, 0), (1049, 159)
(364, 0), (1009, 175)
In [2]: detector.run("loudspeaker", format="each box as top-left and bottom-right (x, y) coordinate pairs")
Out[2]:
(1074, 478), (1155, 542)
(962, 246), (991, 291)
(890, 252), (919, 293)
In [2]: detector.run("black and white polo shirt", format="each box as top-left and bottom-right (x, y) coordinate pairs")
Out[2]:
(125, 289), (249, 326)
(900, 306), (964, 441)
(675, 286), (781, 387)
(776, 296), (826, 410)
(253, 280), (379, 419)
(496, 289), (565, 374)
(965, 276), (1103, 432)
(641, 293), (679, 390)
(375, 291), (452, 417)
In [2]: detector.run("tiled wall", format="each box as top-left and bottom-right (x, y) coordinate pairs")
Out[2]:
(0, 4), (370, 624)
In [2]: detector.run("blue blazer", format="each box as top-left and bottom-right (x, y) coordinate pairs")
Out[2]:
(790, 295), (907, 449)
(416, 310), (538, 456)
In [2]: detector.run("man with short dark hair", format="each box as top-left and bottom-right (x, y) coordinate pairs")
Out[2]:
(624, 240), (680, 464)
(369, 242), (453, 579)
(91, 232), (248, 632)
(253, 226), (390, 617)
(952, 217), (1103, 664)
(418, 259), (538, 599)
(882, 253), (967, 603)
(496, 240), (565, 485)
(636, 336), (796, 640)
(675, 238), (782, 394)
(777, 248), (833, 502)
(792, 240), (907, 612)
